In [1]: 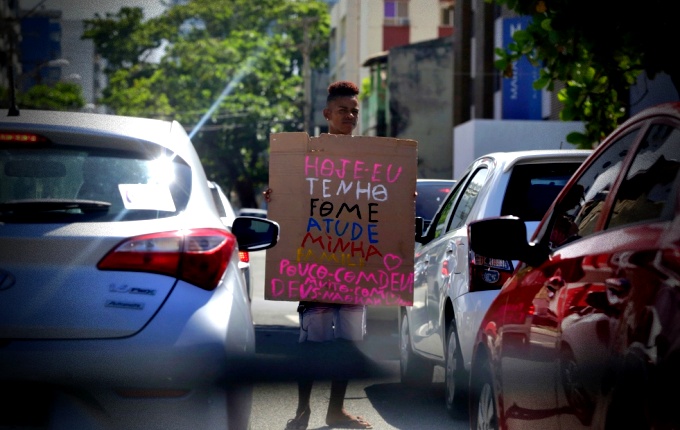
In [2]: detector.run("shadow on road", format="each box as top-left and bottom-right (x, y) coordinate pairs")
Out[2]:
(364, 381), (469, 427)
(249, 320), (399, 383)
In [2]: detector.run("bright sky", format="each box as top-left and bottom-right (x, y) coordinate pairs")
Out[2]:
(21, 0), (167, 20)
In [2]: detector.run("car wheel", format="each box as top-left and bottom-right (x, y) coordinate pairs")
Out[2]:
(471, 361), (498, 430)
(445, 320), (467, 414)
(399, 313), (434, 387)
(560, 344), (593, 425)
(604, 346), (652, 430)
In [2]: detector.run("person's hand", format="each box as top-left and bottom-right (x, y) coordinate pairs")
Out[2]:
(263, 188), (273, 203)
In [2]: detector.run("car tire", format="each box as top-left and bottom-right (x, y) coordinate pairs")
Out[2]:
(470, 360), (498, 430)
(445, 320), (467, 415)
(399, 313), (434, 387)
(560, 344), (594, 425)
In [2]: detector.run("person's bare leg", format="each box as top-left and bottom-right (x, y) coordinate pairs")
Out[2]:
(286, 379), (313, 430)
(326, 379), (372, 428)
(327, 378), (348, 417)
(296, 379), (313, 415)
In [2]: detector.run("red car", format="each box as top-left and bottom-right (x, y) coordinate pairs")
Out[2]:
(467, 102), (680, 430)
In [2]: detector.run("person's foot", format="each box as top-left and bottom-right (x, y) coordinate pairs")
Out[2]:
(285, 407), (311, 430)
(326, 410), (373, 429)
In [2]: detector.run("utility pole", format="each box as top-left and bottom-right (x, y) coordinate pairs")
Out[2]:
(298, 16), (322, 135)
(1, 6), (21, 116)
(453, 0), (472, 127)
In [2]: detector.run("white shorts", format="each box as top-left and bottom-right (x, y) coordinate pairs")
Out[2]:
(298, 303), (366, 343)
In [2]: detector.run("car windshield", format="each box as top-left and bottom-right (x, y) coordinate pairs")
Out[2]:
(0, 147), (192, 222)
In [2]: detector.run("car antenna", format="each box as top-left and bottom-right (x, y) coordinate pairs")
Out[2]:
(6, 28), (19, 117)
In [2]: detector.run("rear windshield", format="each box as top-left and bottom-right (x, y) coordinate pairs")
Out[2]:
(501, 163), (583, 222)
(0, 146), (192, 223)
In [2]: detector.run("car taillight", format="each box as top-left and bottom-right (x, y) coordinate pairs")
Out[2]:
(239, 250), (250, 263)
(98, 228), (236, 291)
(0, 131), (49, 143)
(468, 250), (513, 292)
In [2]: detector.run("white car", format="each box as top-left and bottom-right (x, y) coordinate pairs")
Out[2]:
(238, 207), (268, 219)
(0, 110), (279, 430)
(400, 149), (591, 415)
(416, 178), (456, 232)
(208, 180), (253, 301)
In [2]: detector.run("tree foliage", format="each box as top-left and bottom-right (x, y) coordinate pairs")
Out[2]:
(18, 82), (86, 110)
(0, 82), (85, 112)
(490, 0), (680, 147)
(82, 0), (330, 207)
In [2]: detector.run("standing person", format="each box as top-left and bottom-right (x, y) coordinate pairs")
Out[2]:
(264, 81), (373, 430)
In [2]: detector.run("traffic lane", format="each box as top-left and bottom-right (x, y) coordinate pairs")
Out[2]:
(250, 325), (468, 430)
(248, 252), (469, 428)
(249, 320), (399, 383)
(251, 377), (464, 430)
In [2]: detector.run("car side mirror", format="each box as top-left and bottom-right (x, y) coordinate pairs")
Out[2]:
(468, 216), (549, 267)
(232, 217), (280, 251)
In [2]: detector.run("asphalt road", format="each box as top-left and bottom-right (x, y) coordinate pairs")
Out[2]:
(248, 251), (469, 430)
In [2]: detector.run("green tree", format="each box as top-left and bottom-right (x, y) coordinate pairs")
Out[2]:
(0, 82), (85, 112)
(82, 0), (330, 207)
(490, 0), (680, 147)
(18, 82), (86, 110)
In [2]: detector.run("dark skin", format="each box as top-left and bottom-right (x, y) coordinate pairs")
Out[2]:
(263, 94), (359, 203)
(323, 94), (359, 136)
(266, 95), (372, 429)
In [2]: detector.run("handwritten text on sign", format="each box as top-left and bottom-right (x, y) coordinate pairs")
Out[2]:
(266, 133), (418, 306)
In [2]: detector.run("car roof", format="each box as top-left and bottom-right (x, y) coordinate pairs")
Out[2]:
(417, 178), (456, 183)
(478, 149), (593, 173)
(0, 109), (184, 144)
(0, 109), (194, 158)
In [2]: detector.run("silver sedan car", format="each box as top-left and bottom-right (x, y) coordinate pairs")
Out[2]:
(401, 149), (591, 416)
(0, 110), (279, 430)
(209, 180), (253, 302)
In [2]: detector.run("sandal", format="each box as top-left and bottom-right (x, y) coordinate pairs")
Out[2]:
(285, 407), (311, 430)
(326, 414), (373, 429)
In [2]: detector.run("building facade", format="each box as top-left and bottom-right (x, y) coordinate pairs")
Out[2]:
(328, 0), (454, 177)
(328, 0), (453, 108)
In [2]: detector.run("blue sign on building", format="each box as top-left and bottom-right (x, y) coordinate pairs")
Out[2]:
(501, 16), (542, 120)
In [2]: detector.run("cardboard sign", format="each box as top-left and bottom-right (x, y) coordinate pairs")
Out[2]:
(264, 132), (418, 306)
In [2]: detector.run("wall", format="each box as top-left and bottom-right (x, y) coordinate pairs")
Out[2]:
(388, 36), (453, 179)
(452, 119), (586, 179)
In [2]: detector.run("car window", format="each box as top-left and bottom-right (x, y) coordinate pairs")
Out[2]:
(416, 181), (455, 221)
(501, 163), (584, 222)
(607, 123), (680, 229)
(448, 167), (489, 231)
(210, 183), (237, 224)
(547, 130), (640, 248)
(0, 147), (192, 222)
(432, 175), (468, 239)
(210, 187), (228, 218)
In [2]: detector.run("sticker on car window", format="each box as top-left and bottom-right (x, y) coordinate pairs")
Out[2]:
(118, 184), (176, 211)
